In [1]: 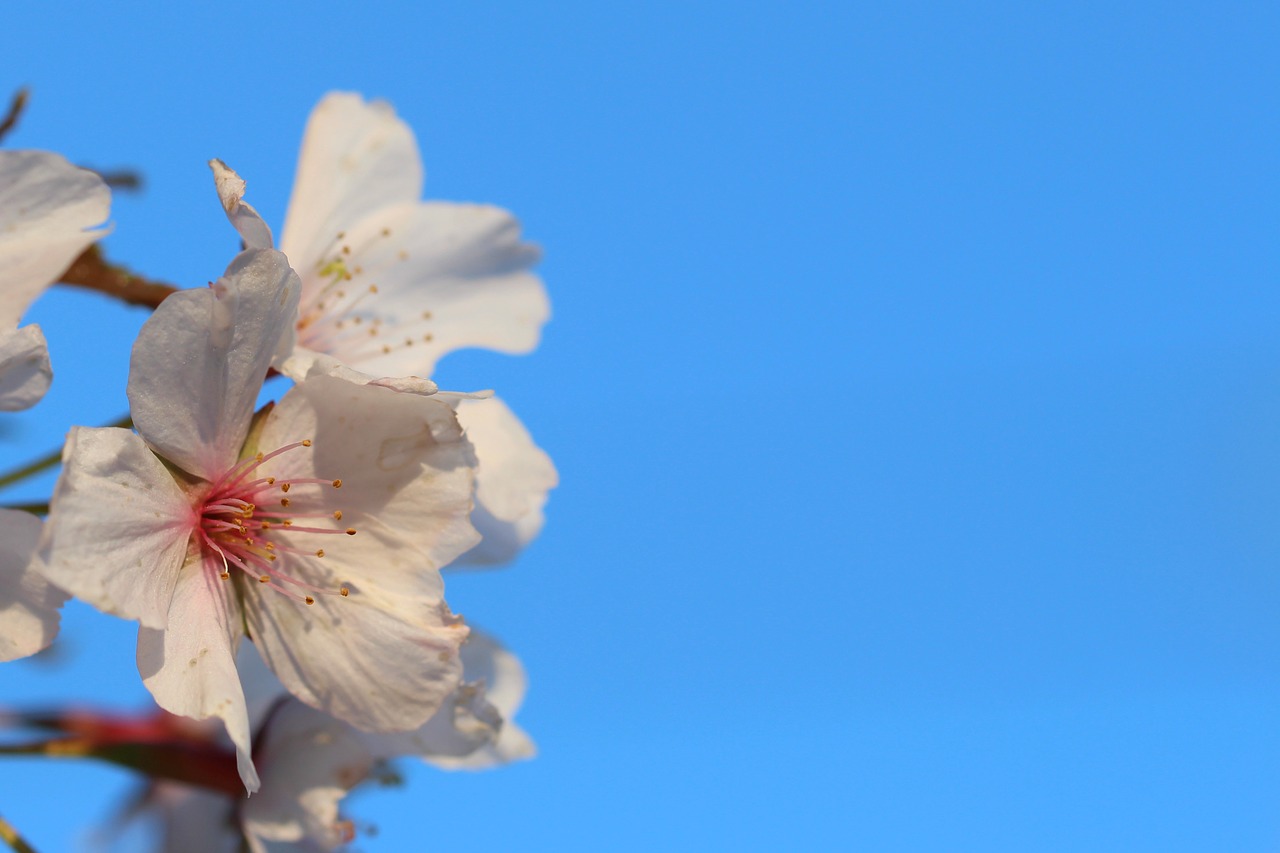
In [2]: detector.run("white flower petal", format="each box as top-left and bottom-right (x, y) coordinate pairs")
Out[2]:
(137, 566), (258, 793)
(428, 631), (535, 769)
(244, 376), (478, 731)
(279, 347), (438, 396)
(360, 676), (502, 762)
(39, 427), (193, 630)
(452, 396), (557, 565)
(210, 159), (274, 250)
(0, 324), (51, 411)
(128, 249), (300, 481)
(241, 701), (372, 853)
(0, 149), (110, 327)
(152, 784), (240, 853)
(296, 202), (547, 378)
(279, 92), (423, 275)
(0, 509), (66, 662)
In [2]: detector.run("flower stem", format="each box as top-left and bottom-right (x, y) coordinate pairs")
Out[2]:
(0, 813), (38, 853)
(0, 413), (132, 493)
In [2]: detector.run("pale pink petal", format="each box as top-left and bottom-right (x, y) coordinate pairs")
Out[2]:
(241, 701), (373, 852)
(292, 201), (547, 378)
(0, 149), (110, 327)
(0, 510), (66, 662)
(358, 676), (502, 762)
(279, 92), (422, 276)
(209, 159), (274, 250)
(128, 249), (300, 481)
(137, 566), (258, 793)
(279, 348), (437, 395)
(244, 376), (477, 731)
(152, 784), (240, 853)
(39, 427), (193, 630)
(453, 396), (557, 565)
(427, 631), (535, 769)
(0, 324), (50, 411)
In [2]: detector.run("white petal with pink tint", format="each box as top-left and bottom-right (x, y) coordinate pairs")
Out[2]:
(285, 200), (547, 381)
(127, 249), (300, 482)
(453, 396), (557, 565)
(428, 631), (535, 769)
(0, 149), (110, 409)
(279, 92), (422, 275)
(137, 566), (258, 792)
(210, 158), (274, 251)
(244, 375), (478, 732)
(0, 149), (110, 326)
(241, 700), (372, 852)
(0, 325), (50, 412)
(0, 509), (66, 662)
(39, 426), (194, 630)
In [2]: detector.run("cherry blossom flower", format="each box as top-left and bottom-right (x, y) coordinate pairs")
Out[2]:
(211, 90), (557, 562)
(97, 635), (528, 851)
(0, 149), (110, 409)
(40, 246), (480, 791)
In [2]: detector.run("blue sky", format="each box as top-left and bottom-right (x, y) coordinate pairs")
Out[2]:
(4, 1), (1280, 850)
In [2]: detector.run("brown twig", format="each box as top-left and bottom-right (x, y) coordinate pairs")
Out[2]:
(0, 813), (37, 853)
(94, 169), (144, 192)
(0, 88), (29, 145)
(57, 245), (176, 310)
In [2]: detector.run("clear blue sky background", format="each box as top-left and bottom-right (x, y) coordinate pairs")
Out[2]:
(3, 1), (1280, 850)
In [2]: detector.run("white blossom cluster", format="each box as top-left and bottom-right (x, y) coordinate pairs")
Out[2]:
(0, 92), (554, 851)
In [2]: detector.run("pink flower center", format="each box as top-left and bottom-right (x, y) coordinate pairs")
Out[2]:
(197, 439), (354, 606)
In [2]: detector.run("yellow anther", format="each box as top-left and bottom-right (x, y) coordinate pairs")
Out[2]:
(333, 510), (343, 520)
(301, 439), (313, 447)
(305, 596), (315, 605)
(345, 528), (357, 536)
(340, 587), (350, 597)
(316, 549), (325, 558)
(332, 479), (343, 489)
(259, 575), (271, 584)
(281, 498), (291, 508)
(220, 571), (230, 580)
(281, 483), (290, 493)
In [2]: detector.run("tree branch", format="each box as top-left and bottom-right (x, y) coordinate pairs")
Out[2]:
(57, 245), (176, 310)
(0, 89), (29, 145)
(0, 813), (38, 853)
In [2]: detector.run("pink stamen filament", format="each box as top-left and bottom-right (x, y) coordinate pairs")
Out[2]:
(197, 439), (352, 606)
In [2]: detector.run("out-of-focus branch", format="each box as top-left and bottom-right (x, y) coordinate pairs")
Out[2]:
(0, 813), (37, 853)
(58, 245), (176, 310)
(94, 169), (143, 192)
(0, 88), (29, 145)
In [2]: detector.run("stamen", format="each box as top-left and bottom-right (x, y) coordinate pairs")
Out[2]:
(197, 438), (354, 608)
